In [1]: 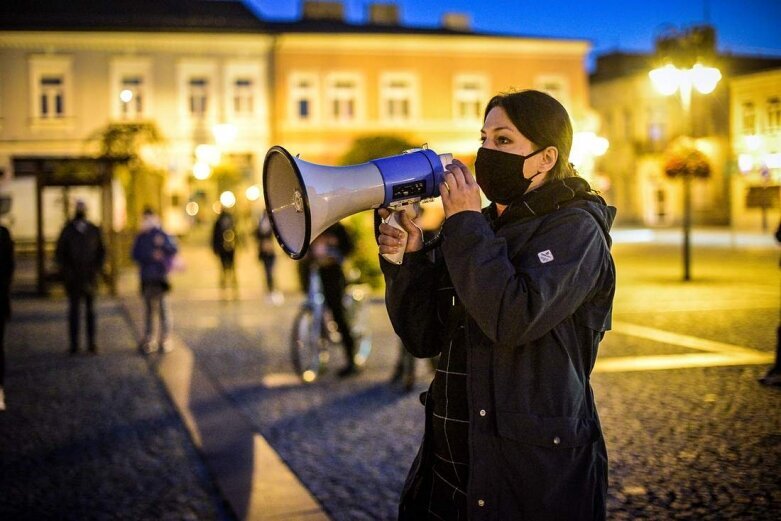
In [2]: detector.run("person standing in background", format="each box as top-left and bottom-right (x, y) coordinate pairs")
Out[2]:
(212, 209), (238, 293)
(256, 209), (282, 305)
(0, 213), (14, 411)
(55, 199), (105, 355)
(132, 207), (178, 354)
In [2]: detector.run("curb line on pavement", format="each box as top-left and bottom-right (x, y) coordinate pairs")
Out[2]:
(118, 300), (331, 521)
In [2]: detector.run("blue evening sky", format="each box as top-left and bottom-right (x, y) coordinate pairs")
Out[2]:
(246, 0), (781, 71)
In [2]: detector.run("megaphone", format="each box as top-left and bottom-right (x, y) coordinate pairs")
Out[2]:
(262, 145), (452, 264)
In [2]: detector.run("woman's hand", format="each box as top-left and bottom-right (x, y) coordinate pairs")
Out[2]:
(441, 159), (482, 219)
(377, 207), (423, 257)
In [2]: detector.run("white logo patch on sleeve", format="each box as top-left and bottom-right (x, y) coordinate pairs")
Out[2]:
(537, 250), (554, 263)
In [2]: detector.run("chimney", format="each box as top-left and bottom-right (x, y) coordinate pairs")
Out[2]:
(302, 0), (345, 22)
(368, 3), (400, 25)
(441, 12), (471, 31)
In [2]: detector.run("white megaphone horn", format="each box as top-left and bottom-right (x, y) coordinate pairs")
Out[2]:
(262, 145), (452, 265)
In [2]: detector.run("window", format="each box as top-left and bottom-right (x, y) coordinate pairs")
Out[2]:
(110, 57), (152, 121)
(289, 73), (319, 123)
(380, 73), (417, 122)
(119, 76), (144, 119)
(189, 78), (209, 117)
(29, 54), (73, 124)
(224, 62), (262, 120)
(40, 76), (64, 118)
(768, 97), (781, 132)
(177, 60), (217, 122)
(534, 75), (570, 108)
(233, 78), (254, 115)
(453, 75), (488, 121)
(647, 105), (666, 142)
(326, 74), (360, 122)
(742, 102), (756, 134)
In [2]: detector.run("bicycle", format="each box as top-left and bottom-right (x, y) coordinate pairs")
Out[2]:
(290, 263), (372, 382)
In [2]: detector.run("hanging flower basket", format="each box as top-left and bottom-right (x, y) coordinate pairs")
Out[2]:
(663, 148), (711, 179)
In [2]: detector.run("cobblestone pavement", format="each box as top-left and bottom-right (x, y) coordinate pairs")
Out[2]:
(0, 297), (232, 521)
(160, 235), (781, 520)
(3, 228), (779, 520)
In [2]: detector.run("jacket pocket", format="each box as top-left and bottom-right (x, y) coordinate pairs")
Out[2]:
(496, 411), (600, 449)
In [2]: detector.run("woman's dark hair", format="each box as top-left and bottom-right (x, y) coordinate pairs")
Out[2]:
(484, 90), (577, 180)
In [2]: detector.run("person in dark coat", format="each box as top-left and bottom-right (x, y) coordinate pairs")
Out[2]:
(55, 199), (106, 354)
(0, 219), (14, 411)
(378, 90), (615, 520)
(212, 209), (238, 291)
(311, 221), (357, 378)
(132, 207), (178, 354)
(255, 209), (283, 305)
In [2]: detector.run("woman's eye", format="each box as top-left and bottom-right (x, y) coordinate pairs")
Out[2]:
(497, 136), (511, 145)
(479, 136), (486, 144)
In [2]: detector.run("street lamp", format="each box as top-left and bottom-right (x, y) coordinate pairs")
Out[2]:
(649, 61), (721, 281)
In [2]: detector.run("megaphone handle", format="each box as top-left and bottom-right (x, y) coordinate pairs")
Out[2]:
(381, 206), (418, 265)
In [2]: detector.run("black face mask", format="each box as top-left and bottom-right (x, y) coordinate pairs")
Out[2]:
(474, 147), (547, 205)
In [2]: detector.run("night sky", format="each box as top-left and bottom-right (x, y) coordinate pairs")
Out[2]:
(247, 0), (781, 71)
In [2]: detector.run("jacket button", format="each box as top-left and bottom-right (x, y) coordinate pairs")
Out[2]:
(478, 499), (485, 507)
(553, 436), (561, 445)
(479, 409), (486, 417)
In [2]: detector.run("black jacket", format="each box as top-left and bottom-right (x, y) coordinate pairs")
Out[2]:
(55, 218), (106, 295)
(383, 195), (615, 520)
(0, 225), (13, 319)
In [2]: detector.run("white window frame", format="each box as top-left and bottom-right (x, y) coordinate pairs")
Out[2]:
(177, 60), (218, 123)
(288, 72), (320, 125)
(453, 74), (488, 122)
(324, 72), (364, 125)
(224, 62), (263, 120)
(534, 75), (570, 109)
(29, 54), (73, 127)
(379, 72), (419, 124)
(110, 57), (152, 121)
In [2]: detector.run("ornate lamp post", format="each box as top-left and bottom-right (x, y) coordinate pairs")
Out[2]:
(649, 31), (721, 281)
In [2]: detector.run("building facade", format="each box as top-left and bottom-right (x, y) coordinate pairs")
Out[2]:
(730, 67), (781, 231)
(590, 26), (781, 229)
(0, 0), (592, 246)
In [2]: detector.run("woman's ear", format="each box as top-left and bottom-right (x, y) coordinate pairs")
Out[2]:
(538, 146), (559, 173)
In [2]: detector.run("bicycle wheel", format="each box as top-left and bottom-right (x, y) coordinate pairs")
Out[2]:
(290, 306), (324, 382)
(345, 284), (372, 367)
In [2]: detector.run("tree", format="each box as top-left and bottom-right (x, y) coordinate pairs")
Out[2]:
(88, 122), (166, 232)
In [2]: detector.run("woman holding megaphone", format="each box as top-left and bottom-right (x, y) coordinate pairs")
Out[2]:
(378, 90), (616, 520)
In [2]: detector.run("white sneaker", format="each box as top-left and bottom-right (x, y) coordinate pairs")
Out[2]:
(159, 339), (174, 353)
(270, 291), (284, 306)
(0, 387), (6, 411)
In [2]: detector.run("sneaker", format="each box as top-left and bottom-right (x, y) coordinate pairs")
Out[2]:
(268, 291), (284, 306)
(0, 387), (5, 411)
(159, 339), (174, 353)
(139, 341), (154, 355)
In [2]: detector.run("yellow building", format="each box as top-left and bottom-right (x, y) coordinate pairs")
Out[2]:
(730, 67), (781, 231)
(0, 0), (591, 248)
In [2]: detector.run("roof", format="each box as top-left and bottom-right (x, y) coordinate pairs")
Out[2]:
(0, 0), (267, 33)
(0, 0), (587, 43)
